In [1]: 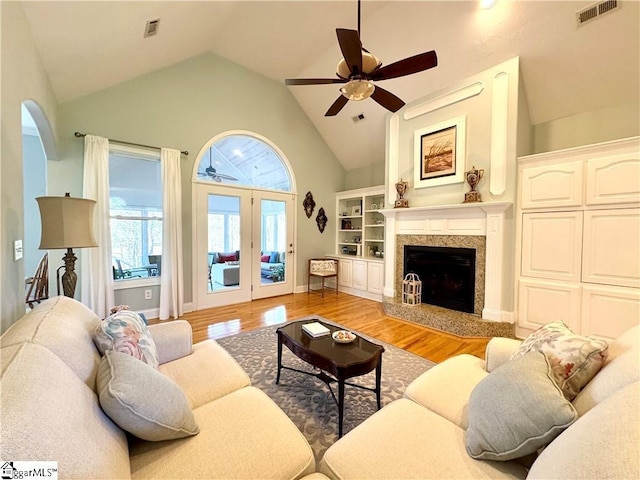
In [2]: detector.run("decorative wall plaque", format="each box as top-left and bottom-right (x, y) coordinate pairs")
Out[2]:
(315, 207), (327, 233)
(303, 191), (316, 218)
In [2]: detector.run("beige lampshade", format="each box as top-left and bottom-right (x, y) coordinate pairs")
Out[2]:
(36, 196), (98, 249)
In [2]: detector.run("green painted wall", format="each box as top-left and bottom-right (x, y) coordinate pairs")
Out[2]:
(56, 52), (345, 311)
(1, 3), (59, 332)
(532, 102), (640, 154)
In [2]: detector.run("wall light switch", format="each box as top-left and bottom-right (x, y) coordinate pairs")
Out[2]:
(14, 240), (23, 261)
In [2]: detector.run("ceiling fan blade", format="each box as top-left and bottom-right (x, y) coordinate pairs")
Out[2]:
(325, 95), (349, 117)
(370, 51), (438, 81)
(336, 28), (362, 75)
(217, 174), (238, 181)
(371, 86), (405, 113)
(285, 78), (346, 86)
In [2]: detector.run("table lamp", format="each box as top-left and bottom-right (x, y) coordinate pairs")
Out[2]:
(36, 193), (98, 298)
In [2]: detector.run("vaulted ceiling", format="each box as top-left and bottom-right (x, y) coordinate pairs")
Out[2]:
(20, 1), (639, 172)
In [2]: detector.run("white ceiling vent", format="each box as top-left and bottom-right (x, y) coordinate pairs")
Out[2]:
(144, 19), (160, 38)
(576, 0), (620, 27)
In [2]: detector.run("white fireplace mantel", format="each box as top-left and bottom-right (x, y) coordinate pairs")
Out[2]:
(380, 201), (513, 322)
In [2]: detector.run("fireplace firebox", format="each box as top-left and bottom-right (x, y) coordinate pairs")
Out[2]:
(403, 245), (476, 313)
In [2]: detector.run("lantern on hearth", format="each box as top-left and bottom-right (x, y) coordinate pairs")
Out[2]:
(402, 273), (422, 306)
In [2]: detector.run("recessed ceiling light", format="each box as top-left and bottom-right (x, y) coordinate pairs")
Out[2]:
(479, 0), (497, 9)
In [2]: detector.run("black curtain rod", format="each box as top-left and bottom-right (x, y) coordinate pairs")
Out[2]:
(74, 132), (189, 156)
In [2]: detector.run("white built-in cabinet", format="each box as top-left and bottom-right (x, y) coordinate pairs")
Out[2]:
(516, 137), (640, 340)
(330, 185), (386, 301)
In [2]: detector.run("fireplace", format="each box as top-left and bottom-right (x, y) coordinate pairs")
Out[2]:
(404, 245), (476, 314)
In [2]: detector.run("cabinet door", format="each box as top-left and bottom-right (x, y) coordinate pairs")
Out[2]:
(582, 209), (640, 288)
(338, 259), (352, 288)
(367, 262), (384, 294)
(585, 153), (640, 206)
(518, 279), (581, 332)
(521, 212), (583, 282)
(352, 260), (367, 290)
(520, 161), (583, 209)
(582, 284), (640, 340)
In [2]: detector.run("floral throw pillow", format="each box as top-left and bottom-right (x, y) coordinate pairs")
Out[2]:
(94, 310), (159, 369)
(510, 321), (608, 401)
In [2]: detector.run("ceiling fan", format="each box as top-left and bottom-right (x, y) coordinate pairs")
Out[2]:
(197, 149), (238, 183)
(285, 0), (438, 117)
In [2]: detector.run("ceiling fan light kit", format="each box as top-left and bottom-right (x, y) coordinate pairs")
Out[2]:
(284, 0), (438, 117)
(341, 79), (375, 101)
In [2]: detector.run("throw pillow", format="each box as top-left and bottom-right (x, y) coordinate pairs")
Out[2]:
(466, 351), (578, 461)
(218, 252), (237, 263)
(269, 251), (279, 263)
(94, 310), (159, 369)
(97, 350), (199, 441)
(261, 254), (270, 263)
(510, 321), (608, 400)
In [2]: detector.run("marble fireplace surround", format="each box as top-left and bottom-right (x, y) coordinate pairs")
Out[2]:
(379, 202), (514, 337)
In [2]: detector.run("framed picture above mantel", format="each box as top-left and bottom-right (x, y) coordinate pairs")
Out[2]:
(414, 116), (466, 189)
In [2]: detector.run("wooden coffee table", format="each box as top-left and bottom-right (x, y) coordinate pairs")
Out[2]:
(276, 319), (384, 437)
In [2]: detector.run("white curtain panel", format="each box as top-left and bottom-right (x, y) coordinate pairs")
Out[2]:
(159, 148), (184, 320)
(81, 134), (114, 318)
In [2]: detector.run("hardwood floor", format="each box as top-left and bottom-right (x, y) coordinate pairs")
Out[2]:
(151, 292), (491, 364)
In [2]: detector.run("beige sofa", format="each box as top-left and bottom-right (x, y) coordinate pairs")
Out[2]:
(0, 296), (319, 479)
(320, 325), (640, 479)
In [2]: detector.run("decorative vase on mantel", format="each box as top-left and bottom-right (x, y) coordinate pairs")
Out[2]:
(394, 178), (409, 208)
(463, 166), (484, 203)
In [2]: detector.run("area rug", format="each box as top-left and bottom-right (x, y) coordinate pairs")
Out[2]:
(216, 317), (435, 462)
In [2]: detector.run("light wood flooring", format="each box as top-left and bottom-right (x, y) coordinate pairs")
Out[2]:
(151, 292), (491, 364)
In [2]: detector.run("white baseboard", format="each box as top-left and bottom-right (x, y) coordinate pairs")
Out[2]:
(482, 308), (515, 323)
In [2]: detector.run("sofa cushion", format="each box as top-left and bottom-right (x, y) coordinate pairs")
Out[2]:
(0, 296), (102, 389)
(269, 251), (279, 263)
(97, 350), (199, 441)
(573, 324), (640, 416)
(261, 254), (270, 262)
(1, 343), (131, 479)
(466, 351), (578, 461)
(510, 321), (608, 400)
(129, 386), (315, 480)
(94, 310), (159, 369)
(159, 340), (250, 409)
(218, 252), (237, 263)
(404, 354), (488, 429)
(320, 398), (528, 479)
(528, 382), (640, 480)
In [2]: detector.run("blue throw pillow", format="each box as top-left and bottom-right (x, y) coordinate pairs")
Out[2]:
(270, 251), (279, 263)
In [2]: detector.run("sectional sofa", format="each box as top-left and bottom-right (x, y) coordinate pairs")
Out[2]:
(319, 324), (640, 479)
(3, 295), (637, 479)
(0, 296), (318, 479)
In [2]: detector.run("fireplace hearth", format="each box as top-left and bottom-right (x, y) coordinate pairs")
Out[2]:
(404, 245), (476, 313)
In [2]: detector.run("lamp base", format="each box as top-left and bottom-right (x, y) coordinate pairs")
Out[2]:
(61, 248), (78, 298)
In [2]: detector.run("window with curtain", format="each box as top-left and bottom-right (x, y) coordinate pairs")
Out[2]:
(109, 147), (162, 281)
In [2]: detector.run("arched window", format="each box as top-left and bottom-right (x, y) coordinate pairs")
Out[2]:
(194, 132), (293, 192)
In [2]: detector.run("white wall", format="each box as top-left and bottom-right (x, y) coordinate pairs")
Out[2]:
(1, 3), (59, 332)
(385, 57), (526, 313)
(55, 52), (345, 310)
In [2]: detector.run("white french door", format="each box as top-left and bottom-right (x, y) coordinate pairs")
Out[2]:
(194, 184), (294, 309)
(251, 190), (295, 299)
